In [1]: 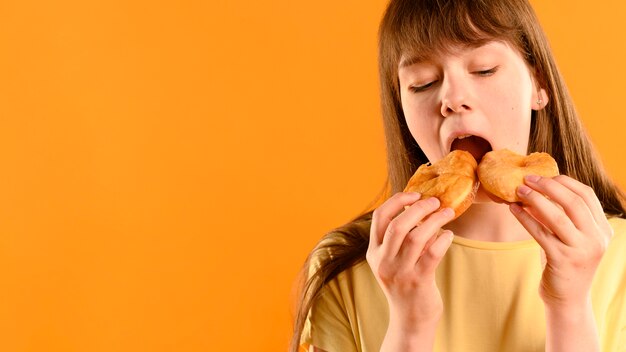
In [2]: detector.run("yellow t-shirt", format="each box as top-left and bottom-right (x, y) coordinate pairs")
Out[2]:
(300, 217), (626, 352)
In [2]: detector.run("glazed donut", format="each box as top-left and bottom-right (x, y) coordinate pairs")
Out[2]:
(477, 149), (559, 202)
(404, 150), (479, 219)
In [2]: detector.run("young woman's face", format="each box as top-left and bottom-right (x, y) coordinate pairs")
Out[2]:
(398, 40), (545, 165)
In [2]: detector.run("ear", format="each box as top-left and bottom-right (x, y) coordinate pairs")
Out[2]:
(530, 73), (549, 111)
(532, 87), (549, 111)
(530, 67), (550, 111)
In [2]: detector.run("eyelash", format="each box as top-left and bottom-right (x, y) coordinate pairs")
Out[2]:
(476, 66), (498, 76)
(408, 66), (499, 93)
(409, 82), (434, 93)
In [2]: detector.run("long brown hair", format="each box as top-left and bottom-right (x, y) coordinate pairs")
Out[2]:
(289, 0), (626, 350)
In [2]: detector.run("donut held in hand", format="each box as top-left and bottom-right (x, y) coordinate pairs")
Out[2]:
(478, 149), (559, 202)
(404, 150), (479, 219)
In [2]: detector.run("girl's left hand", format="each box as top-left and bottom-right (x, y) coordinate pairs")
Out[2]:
(509, 174), (614, 307)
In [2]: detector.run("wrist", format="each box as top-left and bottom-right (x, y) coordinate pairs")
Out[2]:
(543, 297), (599, 352)
(388, 307), (442, 334)
(543, 295), (593, 320)
(383, 318), (438, 351)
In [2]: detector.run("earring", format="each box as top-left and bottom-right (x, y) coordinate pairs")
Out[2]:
(536, 98), (543, 106)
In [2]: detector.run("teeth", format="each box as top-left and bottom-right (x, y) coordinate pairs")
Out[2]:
(457, 134), (473, 140)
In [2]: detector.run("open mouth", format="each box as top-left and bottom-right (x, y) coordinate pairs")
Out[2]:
(450, 135), (493, 162)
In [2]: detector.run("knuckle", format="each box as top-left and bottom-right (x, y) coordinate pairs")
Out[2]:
(554, 174), (569, 183)
(593, 237), (608, 258)
(372, 207), (382, 220)
(373, 207), (392, 224)
(558, 212), (570, 225)
(537, 175), (553, 186)
(582, 185), (596, 199)
(392, 191), (412, 202)
(596, 243), (608, 258)
(404, 229), (422, 245)
(386, 221), (403, 238)
(414, 199), (436, 212)
(393, 191), (405, 199)
(578, 246), (603, 266)
(422, 247), (440, 262)
(433, 209), (453, 222)
(376, 263), (396, 283)
(550, 211), (569, 225)
(373, 204), (388, 219)
(573, 240), (606, 266)
(569, 194), (586, 209)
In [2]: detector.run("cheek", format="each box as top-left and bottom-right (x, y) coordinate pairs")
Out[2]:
(402, 101), (440, 153)
(490, 90), (532, 152)
(491, 74), (533, 115)
(401, 98), (423, 135)
(404, 111), (427, 142)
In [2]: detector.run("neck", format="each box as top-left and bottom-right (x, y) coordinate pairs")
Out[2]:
(444, 195), (532, 242)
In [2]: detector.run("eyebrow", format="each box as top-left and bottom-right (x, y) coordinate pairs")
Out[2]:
(398, 55), (425, 69)
(398, 41), (494, 70)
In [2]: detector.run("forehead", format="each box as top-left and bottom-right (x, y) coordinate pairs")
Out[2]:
(398, 40), (516, 71)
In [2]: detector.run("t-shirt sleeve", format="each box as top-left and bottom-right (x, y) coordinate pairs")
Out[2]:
(300, 279), (358, 352)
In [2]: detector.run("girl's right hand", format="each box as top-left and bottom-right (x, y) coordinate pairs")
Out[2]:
(366, 192), (455, 338)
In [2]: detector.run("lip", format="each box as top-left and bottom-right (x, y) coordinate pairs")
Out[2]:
(445, 130), (493, 153)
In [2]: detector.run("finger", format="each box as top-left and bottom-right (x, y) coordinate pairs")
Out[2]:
(380, 197), (442, 258)
(552, 175), (612, 236)
(370, 192), (422, 248)
(510, 202), (561, 254)
(397, 207), (455, 265)
(415, 229), (454, 276)
(420, 228), (442, 256)
(516, 184), (579, 246)
(524, 175), (597, 234)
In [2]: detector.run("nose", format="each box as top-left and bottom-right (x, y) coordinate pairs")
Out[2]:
(440, 75), (471, 117)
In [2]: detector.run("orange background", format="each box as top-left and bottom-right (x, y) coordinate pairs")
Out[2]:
(0, 1), (624, 351)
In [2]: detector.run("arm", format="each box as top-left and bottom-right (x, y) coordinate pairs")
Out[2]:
(367, 193), (455, 352)
(379, 313), (439, 351)
(510, 175), (610, 352)
(544, 299), (599, 352)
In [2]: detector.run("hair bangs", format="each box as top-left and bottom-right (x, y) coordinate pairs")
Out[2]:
(390, 0), (523, 68)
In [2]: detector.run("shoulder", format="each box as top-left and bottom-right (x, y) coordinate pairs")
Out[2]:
(313, 260), (387, 351)
(319, 260), (377, 300)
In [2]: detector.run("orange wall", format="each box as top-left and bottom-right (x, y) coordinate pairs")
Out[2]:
(0, 1), (624, 351)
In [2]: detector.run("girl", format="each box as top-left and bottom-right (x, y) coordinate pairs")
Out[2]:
(290, 0), (626, 351)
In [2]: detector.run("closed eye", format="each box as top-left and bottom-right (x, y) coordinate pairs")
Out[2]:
(474, 66), (499, 76)
(409, 81), (436, 93)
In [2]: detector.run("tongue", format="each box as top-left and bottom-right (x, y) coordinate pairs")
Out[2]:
(451, 136), (492, 162)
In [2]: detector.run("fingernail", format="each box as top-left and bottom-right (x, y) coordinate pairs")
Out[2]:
(428, 197), (440, 206)
(410, 192), (421, 198)
(510, 203), (522, 214)
(517, 185), (532, 196)
(525, 175), (541, 183)
(441, 230), (454, 242)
